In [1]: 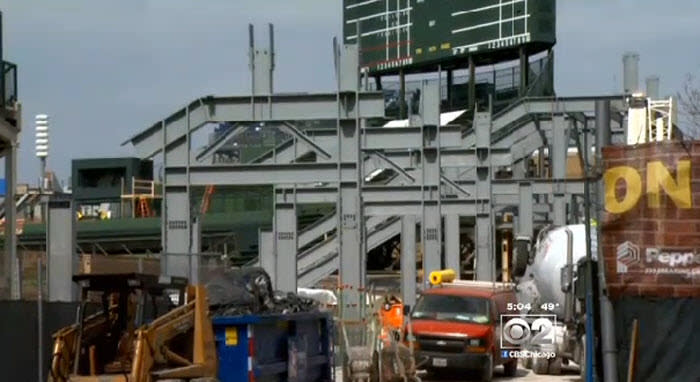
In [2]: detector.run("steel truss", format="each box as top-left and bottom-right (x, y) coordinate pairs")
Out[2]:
(124, 36), (625, 319)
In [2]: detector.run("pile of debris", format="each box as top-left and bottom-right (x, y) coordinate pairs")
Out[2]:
(205, 267), (318, 316)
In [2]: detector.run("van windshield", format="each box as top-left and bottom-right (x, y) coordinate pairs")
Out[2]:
(411, 294), (490, 324)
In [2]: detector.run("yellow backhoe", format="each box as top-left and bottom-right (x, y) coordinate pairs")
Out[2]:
(49, 273), (218, 382)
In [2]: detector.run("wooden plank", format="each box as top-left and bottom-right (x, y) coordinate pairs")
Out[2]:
(80, 254), (160, 275)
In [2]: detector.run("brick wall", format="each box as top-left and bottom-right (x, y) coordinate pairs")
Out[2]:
(601, 141), (700, 298)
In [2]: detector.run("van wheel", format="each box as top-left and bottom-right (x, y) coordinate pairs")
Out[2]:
(503, 359), (518, 377)
(532, 357), (549, 375)
(479, 354), (494, 382)
(523, 356), (533, 370)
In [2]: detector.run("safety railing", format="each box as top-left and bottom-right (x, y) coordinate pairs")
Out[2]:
(372, 53), (553, 118)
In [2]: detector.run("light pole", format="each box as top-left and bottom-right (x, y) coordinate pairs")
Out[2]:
(35, 114), (49, 193)
(34, 113), (48, 382)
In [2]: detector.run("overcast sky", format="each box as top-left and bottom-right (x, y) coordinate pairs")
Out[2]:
(1, 0), (699, 184)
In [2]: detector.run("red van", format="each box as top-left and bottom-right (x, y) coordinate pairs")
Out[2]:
(407, 281), (519, 381)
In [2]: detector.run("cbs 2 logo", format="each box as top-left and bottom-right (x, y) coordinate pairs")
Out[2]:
(500, 315), (556, 349)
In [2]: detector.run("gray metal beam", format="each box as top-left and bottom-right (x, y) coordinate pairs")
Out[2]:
(279, 122), (332, 160)
(123, 92), (386, 159)
(445, 214), (460, 273)
(421, 81), (442, 283)
(363, 126), (461, 150)
(401, 215), (417, 309)
(165, 163), (358, 186)
(474, 111), (494, 281)
(552, 116), (568, 226)
(162, 189), (192, 278)
(274, 200), (297, 292)
(518, 182), (534, 238)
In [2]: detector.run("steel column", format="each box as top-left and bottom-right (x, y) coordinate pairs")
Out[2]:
(421, 81), (442, 283)
(474, 112), (494, 280)
(518, 182), (534, 239)
(337, 44), (364, 320)
(274, 200), (297, 292)
(552, 115), (567, 226)
(445, 214), (460, 273)
(401, 215), (417, 309)
(162, 189), (191, 278)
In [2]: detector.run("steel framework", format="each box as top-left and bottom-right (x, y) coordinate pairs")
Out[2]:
(123, 26), (626, 319)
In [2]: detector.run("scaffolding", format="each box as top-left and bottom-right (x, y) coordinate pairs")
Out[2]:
(120, 177), (161, 218)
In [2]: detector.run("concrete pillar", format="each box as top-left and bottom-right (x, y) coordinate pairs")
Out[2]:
(47, 200), (77, 302)
(401, 215), (416, 309)
(445, 214), (460, 273)
(552, 116), (567, 226)
(274, 201), (297, 293)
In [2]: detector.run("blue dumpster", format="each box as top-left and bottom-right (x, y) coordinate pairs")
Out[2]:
(213, 312), (334, 382)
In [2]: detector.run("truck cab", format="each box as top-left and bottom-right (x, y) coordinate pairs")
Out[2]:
(408, 278), (519, 381)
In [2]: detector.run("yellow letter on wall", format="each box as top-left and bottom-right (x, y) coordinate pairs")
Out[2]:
(604, 166), (642, 214)
(647, 160), (692, 209)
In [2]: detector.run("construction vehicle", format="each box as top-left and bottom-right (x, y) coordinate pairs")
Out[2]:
(407, 269), (518, 382)
(49, 273), (218, 382)
(513, 224), (597, 376)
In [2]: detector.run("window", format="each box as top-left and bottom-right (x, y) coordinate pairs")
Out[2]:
(412, 294), (490, 324)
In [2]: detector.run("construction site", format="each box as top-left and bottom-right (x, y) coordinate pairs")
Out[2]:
(0, 1), (698, 381)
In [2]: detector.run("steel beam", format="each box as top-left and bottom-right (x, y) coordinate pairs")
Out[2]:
(474, 111), (494, 280)
(421, 81), (442, 283)
(518, 182), (534, 238)
(363, 126), (461, 150)
(401, 215), (417, 309)
(445, 214), (460, 273)
(165, 163), (358, 186)
(123, 92), (385, 159)
(552, 115), (568, 226)
(162, 189), (192, 278)
(274, 199), (297, 292)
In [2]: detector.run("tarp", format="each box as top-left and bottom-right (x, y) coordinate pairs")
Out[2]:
(0, 301), (79, 381)
(614, 297), (700, 381)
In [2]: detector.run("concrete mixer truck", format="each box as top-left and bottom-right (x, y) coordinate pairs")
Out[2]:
(511, 224), (598, 376)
